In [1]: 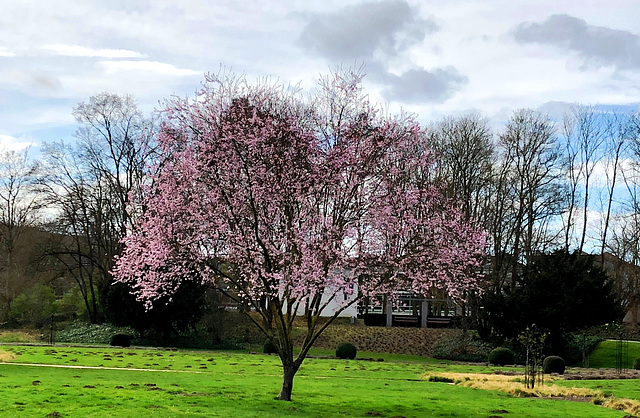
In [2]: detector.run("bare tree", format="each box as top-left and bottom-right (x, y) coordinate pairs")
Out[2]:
(430, 113), (495, 331)
(564, 106), (607, 253)
(0, 147), (43, 316)
(560, 114), (582, 251)
(604, 111), (640, 315)
(39, 93), (156, 322)
(495, 109), (564, 289)
(599, 112), (632, 260)
(431, 112), (494, 223)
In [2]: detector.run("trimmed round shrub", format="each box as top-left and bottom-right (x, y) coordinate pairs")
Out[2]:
(110, 334), (132, 347)
(263, 339), (277, 354)
(336, 342), (357, 359)
(543, 356), (566, 374)
(634, 358), (640, 370)
(488, 347), (515, 366)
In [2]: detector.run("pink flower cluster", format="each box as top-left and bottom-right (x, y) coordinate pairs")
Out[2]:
(113, 71), (487, 310)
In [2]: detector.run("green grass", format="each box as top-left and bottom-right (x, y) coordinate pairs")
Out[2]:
(589, 340), (640, 369)
(0, 345), (629, 417)
(0, 345), (512, 378)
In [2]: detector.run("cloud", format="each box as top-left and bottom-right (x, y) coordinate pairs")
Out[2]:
(43, 44), (145, 58)
(31, 74), (63, 92)
(299, 0), (466, 104)
(299, 0), (438, 61)
(0, 47), (15, 57)
(0, 134), (36, 151)
(98, 60), (201, 77)
(513, 14), (640, 71)
(378, 67), (469, 103)
(536, 100), (576, 121)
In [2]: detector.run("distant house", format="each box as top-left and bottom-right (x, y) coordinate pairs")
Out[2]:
(358, 291), (462, 328)
(217, 279), (460, 327)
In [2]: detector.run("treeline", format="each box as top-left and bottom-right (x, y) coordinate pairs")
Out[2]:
(0, 93), (208, 338)
(1, 92), (638, 343)
(430, 109), (640, 300)
(430, 108), (634, 352)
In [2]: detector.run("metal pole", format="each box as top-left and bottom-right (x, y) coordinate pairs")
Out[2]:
(49, 314), (54, 345)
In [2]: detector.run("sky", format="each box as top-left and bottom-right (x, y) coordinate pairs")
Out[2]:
(2, 0), (640, 151)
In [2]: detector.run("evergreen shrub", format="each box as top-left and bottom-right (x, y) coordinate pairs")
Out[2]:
(110, 334), (132, 347)
(336, 342), (357, 359)
(488, 347), (515, 366)
(542, 356), (565, 374)
(263, 339), (277, 354)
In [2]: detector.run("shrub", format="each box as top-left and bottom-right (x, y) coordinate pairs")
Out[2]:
(563, 333), (603, 366)
(55, 287), (81, 320)
(479, 251), (621, 348)
(488, 347), (515, 366)
(55, 286), (92, 321)
(110, 334), (133, 347)
(104, 280), (207, 339)
(336, 342), (357, 359)
(56, 321), (139, 345)
(263, 339), (277, 354)
(432, 331), (492, 362)
(427, 375), (454, 383)
(10, 285), (57, 328)
(542, 356), (565, 374)
(633, 358), (640, 370)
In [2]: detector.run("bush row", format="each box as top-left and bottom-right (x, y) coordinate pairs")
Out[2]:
(55, 321), (139, 345)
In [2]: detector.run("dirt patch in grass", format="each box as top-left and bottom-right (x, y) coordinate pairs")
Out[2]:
(543, 396), (593, 403)
(564, 368), (640, 380)
(0, 350), (15, 362)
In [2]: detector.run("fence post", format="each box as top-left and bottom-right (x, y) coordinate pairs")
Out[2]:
(49, 314), (55, 345)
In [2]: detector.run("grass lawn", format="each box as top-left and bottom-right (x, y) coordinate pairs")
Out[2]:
(589, 340), (640, 369)
(0, 345), (631, 417)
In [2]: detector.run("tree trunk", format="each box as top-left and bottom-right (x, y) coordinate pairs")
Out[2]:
(278, 360), (297, 401)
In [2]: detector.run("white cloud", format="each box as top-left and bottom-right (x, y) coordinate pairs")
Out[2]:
(0, 134), (36, 151)
(0, 47), (15, 57)
(587, 158), (636, 187)
(43, 44), (145, 58)
(98, 60), (200, 77)
(556, 206), (609, 253)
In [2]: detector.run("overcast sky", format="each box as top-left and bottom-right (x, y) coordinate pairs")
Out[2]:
(2, 0), (640, 150)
